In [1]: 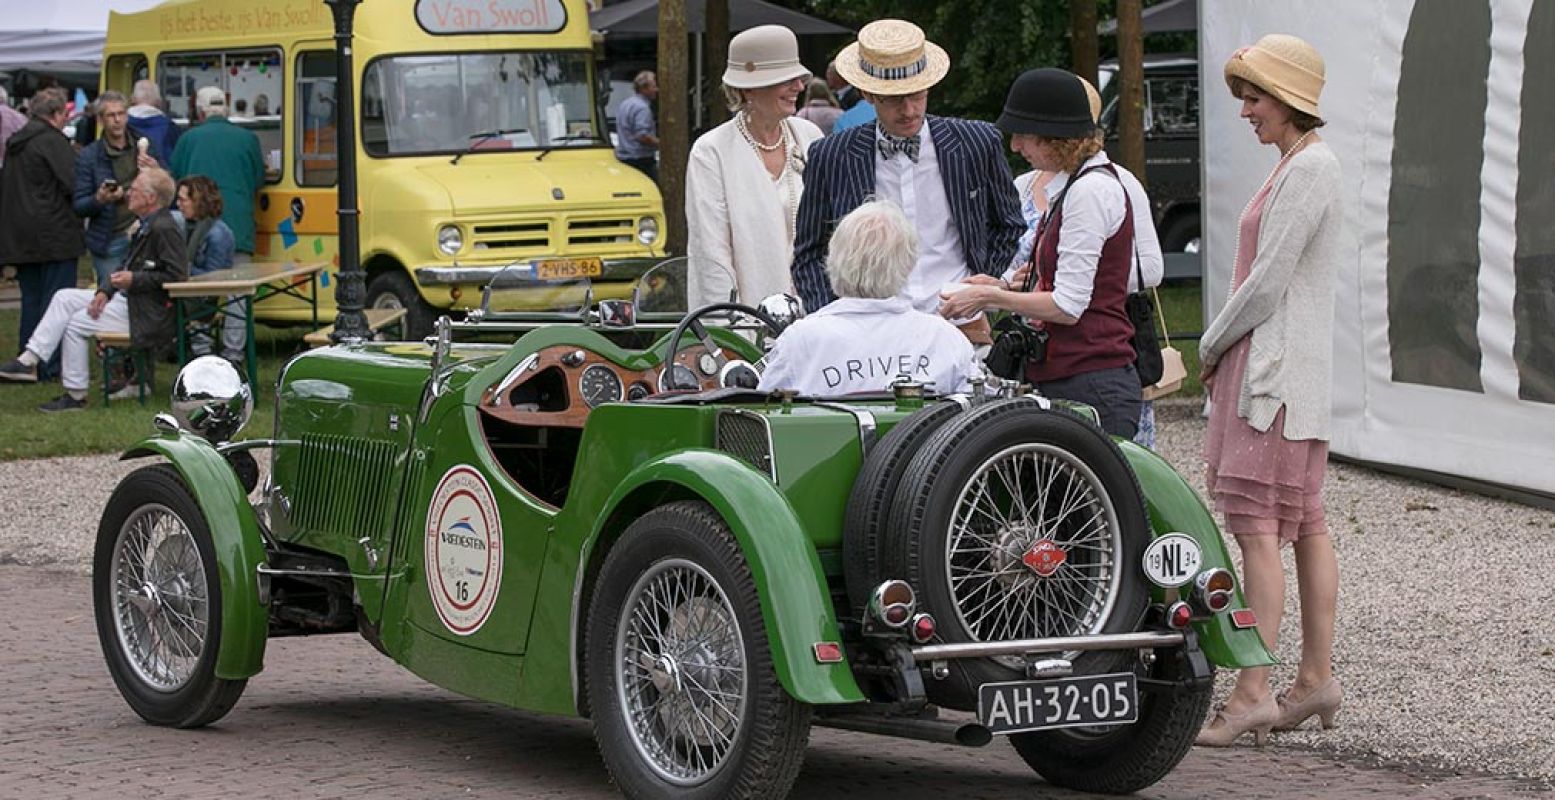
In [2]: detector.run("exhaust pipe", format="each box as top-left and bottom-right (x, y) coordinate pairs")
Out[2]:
(814, 712), (993, 747)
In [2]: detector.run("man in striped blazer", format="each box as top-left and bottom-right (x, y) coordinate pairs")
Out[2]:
(791, 20), (1024, 343)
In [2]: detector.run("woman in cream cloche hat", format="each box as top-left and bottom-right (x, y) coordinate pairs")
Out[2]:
(1196, 33), (1346, 747)
(685, 25), (823, 308)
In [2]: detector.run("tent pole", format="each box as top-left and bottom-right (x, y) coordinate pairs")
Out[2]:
(694, 32), (704, 131)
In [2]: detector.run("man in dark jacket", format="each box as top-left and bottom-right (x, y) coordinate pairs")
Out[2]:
(0, 168), (187, 410)
(126, 80), (181, 166)
(0, 87), (85, 381)
(75, 90), (161, 291)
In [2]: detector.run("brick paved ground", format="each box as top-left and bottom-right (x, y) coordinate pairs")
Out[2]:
(0, 565), (1547, 800)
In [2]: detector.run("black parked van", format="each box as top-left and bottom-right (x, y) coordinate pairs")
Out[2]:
(1098, 54), (1201, 279)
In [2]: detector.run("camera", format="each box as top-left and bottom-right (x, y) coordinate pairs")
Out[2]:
(985, 316), (1048, 380)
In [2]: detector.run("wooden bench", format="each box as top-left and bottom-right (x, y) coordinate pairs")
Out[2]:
(94, 330), (149, 406)
(304, 307), (408, 348)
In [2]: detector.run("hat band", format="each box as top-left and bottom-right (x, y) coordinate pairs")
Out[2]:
(858, 54), (928, 82)
(731, 56), (803, 73)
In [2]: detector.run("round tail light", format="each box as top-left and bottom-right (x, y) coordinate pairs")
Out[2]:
(910, 613), (936, 643)
(1166, 600), (1194, 629)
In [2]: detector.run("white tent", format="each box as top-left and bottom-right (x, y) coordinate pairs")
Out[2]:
(1200, 0), (1555, 501)
(0, 0), (165, 76)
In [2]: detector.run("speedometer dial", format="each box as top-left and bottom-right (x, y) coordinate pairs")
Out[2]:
(579, 364), (624, 408)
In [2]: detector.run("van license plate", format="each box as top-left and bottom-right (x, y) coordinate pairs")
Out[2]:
(977, 672), (1138, 735)
(534, 257), (603, 281)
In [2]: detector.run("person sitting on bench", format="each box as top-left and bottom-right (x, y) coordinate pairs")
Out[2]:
(0, 168), (188, 411)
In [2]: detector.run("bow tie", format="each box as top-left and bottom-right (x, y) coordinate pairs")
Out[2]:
(877, 132), (921, 163)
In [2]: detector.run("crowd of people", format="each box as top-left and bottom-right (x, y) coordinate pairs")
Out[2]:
(0, 79), (262, 410)
(669, 21), (1345, 749)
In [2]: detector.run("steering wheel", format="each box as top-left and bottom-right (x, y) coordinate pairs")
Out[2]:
(662, 302), (785, 390)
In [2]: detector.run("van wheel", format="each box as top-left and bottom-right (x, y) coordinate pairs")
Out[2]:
(1159, 213), (1200, 254)
(367, 271), (438, 341)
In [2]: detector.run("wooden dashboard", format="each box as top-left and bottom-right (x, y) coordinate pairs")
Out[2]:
(478, 343), (724, 428)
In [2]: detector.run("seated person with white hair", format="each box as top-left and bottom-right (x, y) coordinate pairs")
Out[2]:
(758, 200), (976, 396)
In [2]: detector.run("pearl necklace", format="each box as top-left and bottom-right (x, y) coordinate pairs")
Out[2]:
(736, 110), (787, 152)
(1228, 130), (1315, 300)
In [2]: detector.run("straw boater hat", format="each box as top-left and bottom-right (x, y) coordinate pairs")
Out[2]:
(723, 25), (812, 90)
(1223, 33), (1325, 118)
(833, 19), (950, 96)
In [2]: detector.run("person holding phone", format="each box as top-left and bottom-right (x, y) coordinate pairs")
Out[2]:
(74, 90), (161, 290)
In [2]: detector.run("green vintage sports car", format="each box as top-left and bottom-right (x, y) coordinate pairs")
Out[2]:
(94, 262), (1273, 798)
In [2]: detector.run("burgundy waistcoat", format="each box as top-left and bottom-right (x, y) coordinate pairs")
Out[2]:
(1025, 162), (1137, 384)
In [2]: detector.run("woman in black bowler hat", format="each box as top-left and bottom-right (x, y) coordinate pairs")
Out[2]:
(940, 67), (1142, 438)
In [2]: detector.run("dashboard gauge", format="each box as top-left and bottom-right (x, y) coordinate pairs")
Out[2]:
(718, 360), (760, 389)
(658, 364), (699, 391)
(697, 352), (719, 376)
(579, 364), (624, 408)
(626, 381), (653, 402)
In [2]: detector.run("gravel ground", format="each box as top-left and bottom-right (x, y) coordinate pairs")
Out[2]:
(2, 398), (1552, 783)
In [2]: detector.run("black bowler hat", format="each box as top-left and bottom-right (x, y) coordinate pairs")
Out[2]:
(996, 68), (1096, 138)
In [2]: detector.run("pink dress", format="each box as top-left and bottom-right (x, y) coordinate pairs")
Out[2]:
(1203, 180), (1329, 543)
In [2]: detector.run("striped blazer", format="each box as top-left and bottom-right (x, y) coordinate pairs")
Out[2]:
(790, 116), (1026, 312)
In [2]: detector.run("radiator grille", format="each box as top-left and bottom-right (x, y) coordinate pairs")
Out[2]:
(291, 434), (400, 540)
(471, 220), (551, 252)
(566, 217), (635, 247)
(716, 410), (774, 480)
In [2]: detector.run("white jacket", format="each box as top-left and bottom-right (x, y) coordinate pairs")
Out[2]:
(758, 296), (977, 396)
(686, 116), (824, 308)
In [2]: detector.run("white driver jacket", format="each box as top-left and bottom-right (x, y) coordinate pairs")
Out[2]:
(757, 296), (977, 396)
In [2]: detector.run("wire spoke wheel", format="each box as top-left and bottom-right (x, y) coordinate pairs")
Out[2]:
(110, 502), (211, 692)
(616, 558), (748, 786)
(945, 443), (1122, 667)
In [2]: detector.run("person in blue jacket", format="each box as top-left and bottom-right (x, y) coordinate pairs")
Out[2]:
(74, 90), (161, 290)
(126, 80), (182, 166)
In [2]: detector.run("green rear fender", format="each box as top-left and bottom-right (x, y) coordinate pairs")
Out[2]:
(123, 434), (269, 681)
(589, 450), (865, 705)
(1119, 440), (1278, 668)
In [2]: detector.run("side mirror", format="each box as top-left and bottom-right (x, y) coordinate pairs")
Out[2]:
(598, 299), (636, 328)
(756, 293), (805, 334)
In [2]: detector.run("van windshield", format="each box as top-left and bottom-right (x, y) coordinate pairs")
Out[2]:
(362, 51), (601, 157)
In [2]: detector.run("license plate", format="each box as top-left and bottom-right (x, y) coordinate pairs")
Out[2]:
(978, 672), (1138, 735)
(533, 257), (603, 281)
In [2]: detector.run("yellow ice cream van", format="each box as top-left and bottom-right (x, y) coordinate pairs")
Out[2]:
(103, 0), (665, 338)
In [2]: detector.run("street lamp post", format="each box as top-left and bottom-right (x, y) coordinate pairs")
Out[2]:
(326, 0), (368, 343)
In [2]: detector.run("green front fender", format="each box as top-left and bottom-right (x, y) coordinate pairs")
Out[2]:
(124, 434), (269, 680)
(591, 450), (866, 705)
(1119, 440), (1278, 668)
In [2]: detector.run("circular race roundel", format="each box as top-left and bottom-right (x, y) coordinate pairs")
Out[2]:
(424, 466), (504, 635)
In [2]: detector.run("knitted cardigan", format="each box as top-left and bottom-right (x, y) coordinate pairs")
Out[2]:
(1199, 141), (1343, 441)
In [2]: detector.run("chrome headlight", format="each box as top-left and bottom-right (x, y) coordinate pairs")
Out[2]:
(636, 216), (659, 246)
(171, 356), (253, 443)
(437, 225), (463, 256)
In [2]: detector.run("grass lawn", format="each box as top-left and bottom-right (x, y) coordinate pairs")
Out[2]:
(0, 306), (308, 461)
(0, 281), (1212, 461)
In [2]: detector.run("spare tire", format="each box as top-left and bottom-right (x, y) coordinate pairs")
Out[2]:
(882, 398), (1151, 710)
(842, 399), (967, 618)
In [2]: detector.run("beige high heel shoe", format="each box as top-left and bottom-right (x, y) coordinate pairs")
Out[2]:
(1273, 678), (1343, 731)
(1195, 694), (1279, 747)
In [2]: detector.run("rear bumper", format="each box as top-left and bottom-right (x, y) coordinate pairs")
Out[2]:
(909, 631), (1185, 662)
(413, 255), (665, 286)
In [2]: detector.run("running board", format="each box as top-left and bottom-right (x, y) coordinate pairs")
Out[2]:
(813, 712), (992, 747)
(909, 631), (1185, 662)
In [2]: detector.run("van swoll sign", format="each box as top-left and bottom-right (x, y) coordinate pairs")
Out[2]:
(415, 0), (567, 34)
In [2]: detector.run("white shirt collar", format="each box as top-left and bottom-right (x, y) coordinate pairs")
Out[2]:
(1044, 150), (1114, 202)
(813, 296), (914, 317)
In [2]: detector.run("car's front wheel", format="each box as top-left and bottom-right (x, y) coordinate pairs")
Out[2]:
(585, 501), (810, 800)
(93, 465), (246, 728)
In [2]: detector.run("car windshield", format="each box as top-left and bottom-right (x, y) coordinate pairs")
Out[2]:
(362, 50), (602, 157)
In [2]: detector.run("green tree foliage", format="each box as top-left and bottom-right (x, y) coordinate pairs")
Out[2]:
(790, 0), (1073, 122)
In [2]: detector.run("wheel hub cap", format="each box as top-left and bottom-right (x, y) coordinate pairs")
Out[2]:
(1021, 539), (1067, 577)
